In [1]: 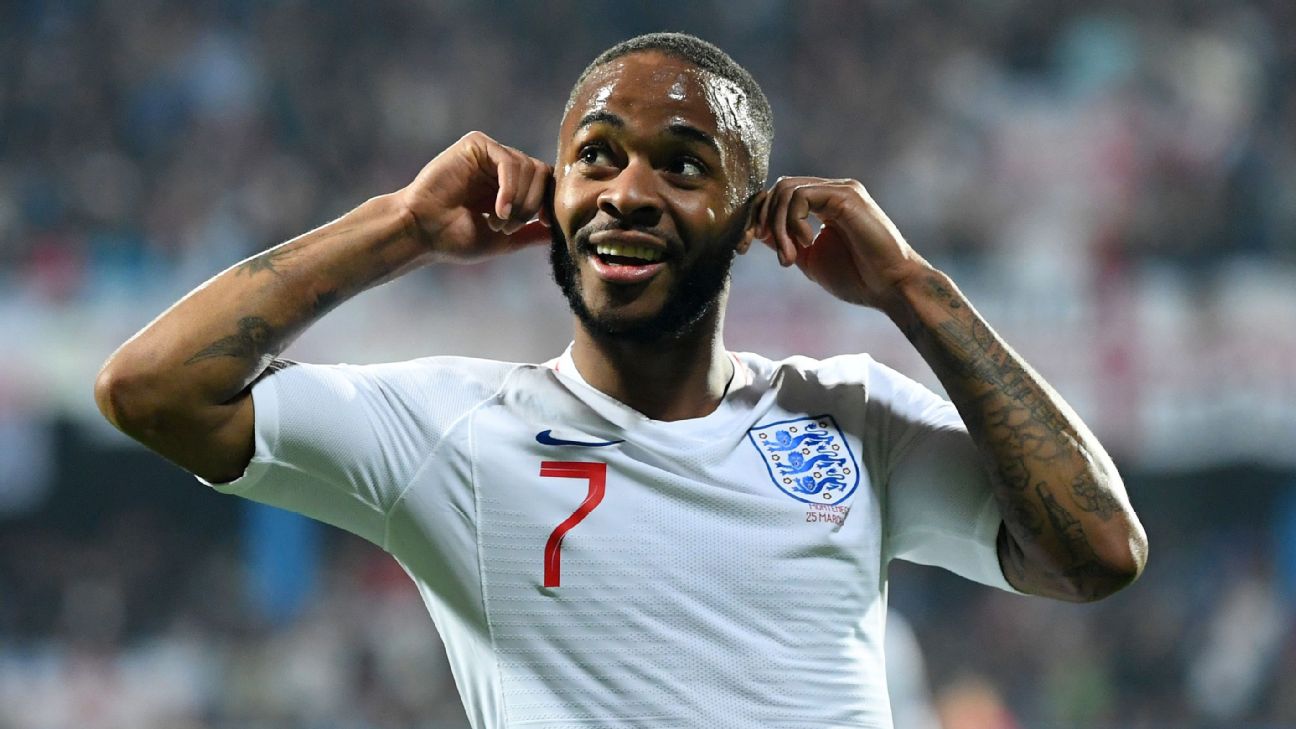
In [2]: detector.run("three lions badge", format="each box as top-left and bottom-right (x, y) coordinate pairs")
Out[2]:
(747, 414), (860, 505)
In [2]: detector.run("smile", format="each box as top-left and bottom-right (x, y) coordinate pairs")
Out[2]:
(593, 242), (664, 263)
(584, 230), (672, 283)
(587, 251), (667, 283)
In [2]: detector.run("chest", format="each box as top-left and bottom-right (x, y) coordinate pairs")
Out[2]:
(463, 403), (882, 594)
(389, 393), (893, 724)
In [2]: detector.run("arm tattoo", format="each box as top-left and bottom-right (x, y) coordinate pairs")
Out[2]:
(924, 277), (962, 309)
(311, 289), (340, 316)
(1008, 500), (1044, 537)
(184, 317), (277, 365)
(933, 318), (1070, 436)
(908, 274), (1134, 596)
(1037, 483), (1095, 565)
(1037, 483), (1117, 599)
(1069, 471), (1121, 520)
(235, 246), (300, 278)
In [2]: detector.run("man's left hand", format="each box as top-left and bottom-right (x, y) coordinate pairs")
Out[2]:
(754, 176), (931, 311)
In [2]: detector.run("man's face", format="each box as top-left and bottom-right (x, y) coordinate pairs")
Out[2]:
(550, 51), (758, 342)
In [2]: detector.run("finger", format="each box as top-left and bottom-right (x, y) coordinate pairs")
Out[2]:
(500, 157), (538, 234)
(515, 159), (551, 229)
(772, 180), (802, 266)
(793, 182), (860, 224)
(788, 186), (817, 249)
(487, 141), (522, 222)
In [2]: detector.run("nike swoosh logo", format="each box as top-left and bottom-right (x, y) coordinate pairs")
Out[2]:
(536, 430), (625, 447)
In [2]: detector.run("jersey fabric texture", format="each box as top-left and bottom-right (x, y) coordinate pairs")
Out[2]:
(207, 348), (1017, 729)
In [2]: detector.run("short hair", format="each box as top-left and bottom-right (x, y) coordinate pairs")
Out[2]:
(564, 32), (774, 195)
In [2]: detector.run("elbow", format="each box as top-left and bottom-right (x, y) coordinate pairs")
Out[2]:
(95, 359), (168, 437)
(95, 361), (128, 429)
(1065, 465), (1149, 602)
(1064, 520), (1149, 603)
(1112, 520), (1150, 590)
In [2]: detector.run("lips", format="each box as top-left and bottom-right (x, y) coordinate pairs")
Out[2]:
(589, 229), (670, 254)
(587, 253), (667, 283)
(584, 230), (672, 284)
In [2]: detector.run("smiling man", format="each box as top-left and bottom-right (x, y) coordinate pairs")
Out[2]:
(96, 33), (1146, 729)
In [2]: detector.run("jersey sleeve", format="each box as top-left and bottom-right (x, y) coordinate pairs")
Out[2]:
(198, 357), (510, 547)
(865, 360), (1019, 592)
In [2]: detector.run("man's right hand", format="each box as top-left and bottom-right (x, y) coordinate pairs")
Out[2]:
(401, 131), (554, 263)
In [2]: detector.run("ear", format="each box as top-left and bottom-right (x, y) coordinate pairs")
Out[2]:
(738, 190), (768, 255)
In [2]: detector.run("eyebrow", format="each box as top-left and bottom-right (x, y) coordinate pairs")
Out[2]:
(576, 110), (625, 133)
(574, 111), (722, 158)
(665, 121), (721, 157)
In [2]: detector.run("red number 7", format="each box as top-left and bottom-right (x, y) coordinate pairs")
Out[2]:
(538, 461), (607, 588)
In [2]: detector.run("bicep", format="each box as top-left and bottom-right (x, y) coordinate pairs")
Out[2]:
(194, 392), (256, 484)
(156, 361), (296, 484)
(109, 386), (256, 486)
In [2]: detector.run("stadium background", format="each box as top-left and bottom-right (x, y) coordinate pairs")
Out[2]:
(2, 0), (1295, 727)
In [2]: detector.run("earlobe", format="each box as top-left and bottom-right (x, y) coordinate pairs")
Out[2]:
(737, 228), (754, 255)
(738, 190), (768, 255)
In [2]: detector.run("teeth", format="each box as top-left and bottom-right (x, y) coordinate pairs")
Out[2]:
(595, 243), (662, 263)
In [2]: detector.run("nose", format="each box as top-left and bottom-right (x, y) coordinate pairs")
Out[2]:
(598, 158), (662, 228)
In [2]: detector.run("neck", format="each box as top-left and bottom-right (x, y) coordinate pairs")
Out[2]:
(570, 309), (734, 421)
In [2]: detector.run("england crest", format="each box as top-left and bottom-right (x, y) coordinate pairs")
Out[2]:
(748, 414), (860, 505)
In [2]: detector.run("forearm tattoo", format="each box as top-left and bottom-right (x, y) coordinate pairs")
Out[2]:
(235, 246), (300, 278)
(184, 317), (278, 365)
(910, 275), (1125, 596)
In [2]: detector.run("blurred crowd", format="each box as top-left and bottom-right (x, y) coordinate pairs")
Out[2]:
(3, 0), (1296, 727)
(3, 0), (1295, 284)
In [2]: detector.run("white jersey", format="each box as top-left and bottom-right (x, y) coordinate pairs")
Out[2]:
(208, 347), (1016, 729)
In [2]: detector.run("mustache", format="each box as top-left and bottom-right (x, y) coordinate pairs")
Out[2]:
(571, 221), (683, 253)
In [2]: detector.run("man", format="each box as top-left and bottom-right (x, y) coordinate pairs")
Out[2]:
(96, 33), (1146, 728)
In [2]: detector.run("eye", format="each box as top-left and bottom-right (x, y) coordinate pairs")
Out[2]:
(576, 142), (615, 167)
(666, 156), (706, 178)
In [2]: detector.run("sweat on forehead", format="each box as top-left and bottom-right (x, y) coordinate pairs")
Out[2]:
(560, 33), (774, 191)
(563, 54), (764, 195)
(568, 58), (734, 124)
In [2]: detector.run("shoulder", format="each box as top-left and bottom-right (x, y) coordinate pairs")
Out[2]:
(735, 351), (892, 389)
(336, 355), (529, 386)
(271, 355), (543, 411)
(736, 351), (945, 414)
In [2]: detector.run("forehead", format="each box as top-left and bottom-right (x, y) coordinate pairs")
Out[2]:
(562, 52), (752, 152)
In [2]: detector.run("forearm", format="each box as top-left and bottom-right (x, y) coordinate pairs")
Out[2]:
(886, 267), (1147, 601)
(97, 192), (420, 426)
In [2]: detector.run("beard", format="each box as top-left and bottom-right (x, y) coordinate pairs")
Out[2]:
(549, 215), (746, 344)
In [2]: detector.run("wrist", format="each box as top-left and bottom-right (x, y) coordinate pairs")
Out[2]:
(877, 260), (946, 323)
(362, 191), (431, 263)
(372, 190), (422, 243)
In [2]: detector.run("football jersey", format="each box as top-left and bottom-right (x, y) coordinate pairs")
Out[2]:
(207, 346), (1016, 729)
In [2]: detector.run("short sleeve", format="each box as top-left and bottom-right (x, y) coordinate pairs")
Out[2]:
(870, 363), (1018, 592)
(199, 357), (512, 547)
